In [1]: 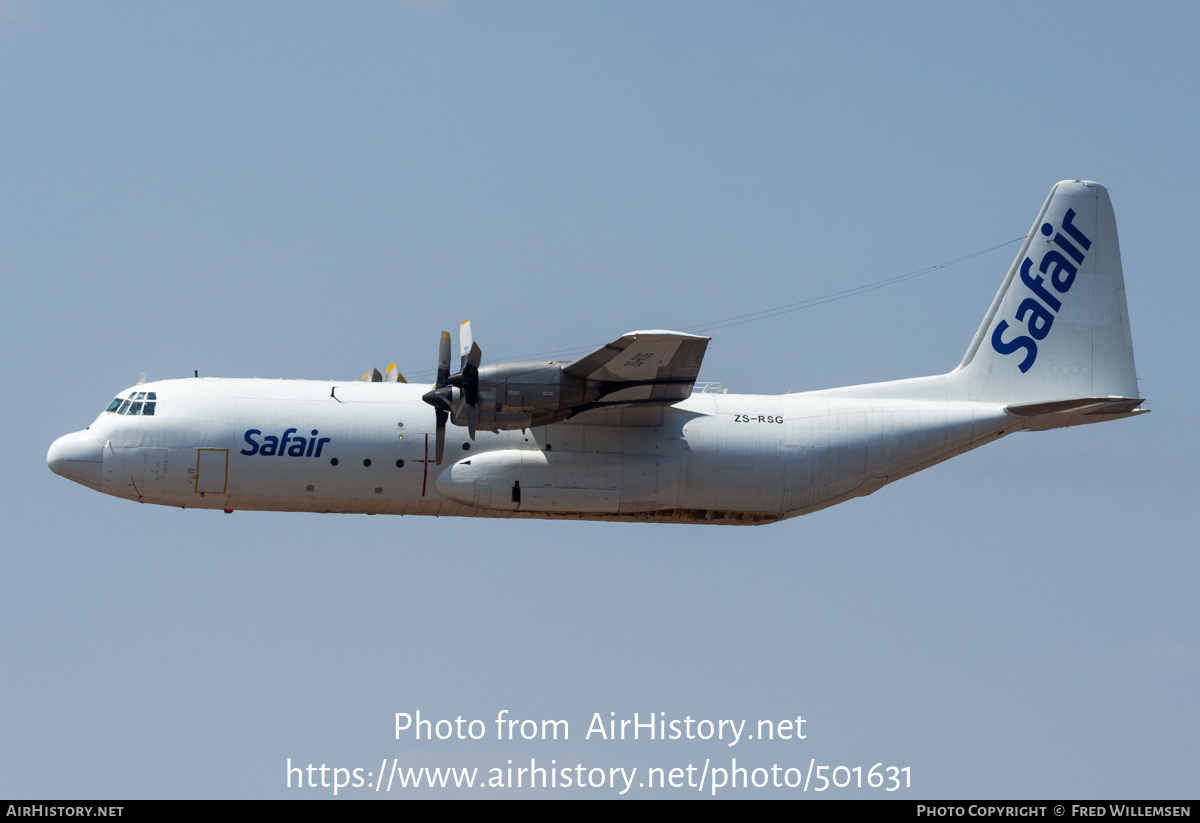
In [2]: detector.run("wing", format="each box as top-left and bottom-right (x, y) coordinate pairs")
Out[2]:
(422, 327), (711, 436)
(563, 330), (710, 404)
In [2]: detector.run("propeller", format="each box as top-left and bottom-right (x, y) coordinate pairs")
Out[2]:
(385, 362), (407, 383)
(422, 331), (454, 464)
(421, 321), (482, 464)
(360, 363), (407, 383)
(449, 320), (482, 440)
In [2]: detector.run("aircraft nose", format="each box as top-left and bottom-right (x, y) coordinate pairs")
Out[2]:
(47, 431), (104, 489)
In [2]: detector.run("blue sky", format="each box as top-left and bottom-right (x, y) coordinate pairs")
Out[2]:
(3, 1), (1197, 798)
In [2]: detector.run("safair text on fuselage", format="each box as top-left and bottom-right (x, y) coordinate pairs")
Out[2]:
(240, 427), (332, 458)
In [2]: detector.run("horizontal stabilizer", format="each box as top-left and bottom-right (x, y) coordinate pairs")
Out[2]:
(1007, 396), (1145, 417)
(1006, 395), (1147, 431)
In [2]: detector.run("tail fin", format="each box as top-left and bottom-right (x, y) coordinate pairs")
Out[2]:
(810, 180), (1145, 427)
(955, 180), (1141, 408)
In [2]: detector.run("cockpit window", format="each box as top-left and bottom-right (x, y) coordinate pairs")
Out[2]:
(106, 391), (158, 416)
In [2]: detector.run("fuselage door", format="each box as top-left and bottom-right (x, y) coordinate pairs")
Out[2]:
(196, 448), (228, 494)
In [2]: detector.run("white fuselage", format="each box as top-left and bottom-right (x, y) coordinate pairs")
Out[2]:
(50, 376), (1018, 525)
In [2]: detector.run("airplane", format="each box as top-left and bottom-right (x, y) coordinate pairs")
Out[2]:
(47, 180), (1146, 525)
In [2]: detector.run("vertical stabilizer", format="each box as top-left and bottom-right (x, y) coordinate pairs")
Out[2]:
(955, 180), (1139, 405)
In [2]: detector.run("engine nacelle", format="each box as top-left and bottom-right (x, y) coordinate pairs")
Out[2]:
(451, 361), (601, 431)
(435, 449), (681, 513)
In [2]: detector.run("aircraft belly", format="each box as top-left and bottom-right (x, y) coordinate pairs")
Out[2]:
(780, 399), (1012, 514)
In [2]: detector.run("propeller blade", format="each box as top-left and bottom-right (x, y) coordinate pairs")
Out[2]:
(360, 371), (371, 382)
(450, 322), (482, 409)
(465, 402), (477, 440)
(436, 331), (452, 388)
(434, 408), (447, 464)
(459, 319), (474, 370)
(372, 367), (383, 383)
